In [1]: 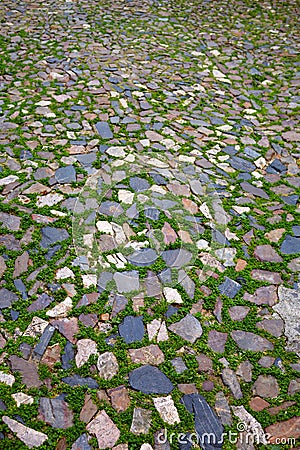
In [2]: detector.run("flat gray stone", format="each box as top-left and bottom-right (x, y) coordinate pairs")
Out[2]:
(280, 235), (300, 254)
(114, 271), (139, 293)
(273, 286), (300, 355)
(38, 395), (74, 428)
(127, 248), (157, 267)
(0, 288), (18, 308)
(119, 315), (144, 344)
(162, 249), (192, 268)
(98, 201), (123, 217)
(55, 165), (76, 184)
(222, 368), (243, 399)
(218, 277), (241, 298)
(129, 365), (174, 394)
(168, 314), (202, 344)
(40, 227), (69, 249)
(129, 177), (150, 192)
(95, 122), (113, 139)
(231, 330), (274, 352)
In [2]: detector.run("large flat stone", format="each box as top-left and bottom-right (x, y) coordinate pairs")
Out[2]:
(129, 365), (174, 394)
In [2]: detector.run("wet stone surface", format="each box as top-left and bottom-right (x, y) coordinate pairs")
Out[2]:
(0, 0), (299, 447)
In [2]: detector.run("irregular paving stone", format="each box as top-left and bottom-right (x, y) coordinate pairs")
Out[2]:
(0, 371), (15, 386)
(86, 410), (120, 449)
(119, 315), (144, 344)
(240, 181), (269, 199)
(0, 288), (18, 308)
(236, 360), (253, 382)
(97, 352), (119, 380)
(267, 401), (296, 416)
(181, 393), (224, 448)
(162, 249), (192, 268)
(288, 379), (300, 395)
(62, 375), (98, 389)
(231, 330), (274, 351)
(130, 408), (152, 435)
(40, 227), (69, 248)
(218, 277), (242, 298)
(41, 343), (61, 368)
(273, 286), (300, 355)
(251, 269), (282, 284)
(207, 330), (228, 353)
(127, 248), (157, 267)
(9, 356), (42, 388)
(107, 385), (130, 412)
(79, 394), (98, 423)
(252, 375), (280, 398)
(280, 235), (300, 254)
(253, 245), (282, 263)
(168, 314), (202, 344)
(2, 416), (48, 448)
(228, 306), (250, 321)
(76, 339), (99, 367)
(249, 397), (270, 412)
(71, 434), (92, 450)
(114, 270), (139, 293)
(38, 395), (74, 428)
(221, 368), (243, 399)
(95, 122), (113, 139)
(232, 406), (267, 445)
(51, 318), (79, 344)
(171, 357), (187, 374)
(27, 293), (53, 312)
(129, 365), (174, 394)
(55, 166), (76, 184)
(256, 318), (284, 337)
(244, 285), (277, 306)
(215, 392), (232, 426)
(265, 417), (300, 443)
(128, 345), (164, 365)
(32, 324), (55, 360)
(153, 395), (180, 425)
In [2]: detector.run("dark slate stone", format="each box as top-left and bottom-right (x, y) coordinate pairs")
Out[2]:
(165, 305), (178, 318)
(266, 159), (286, 174)
(10, 310), (19, 320)
(292, 226), (300, 237)
(127, 248), (157, 267)
(19, 343), (32, 360)
(61, 341), (75, 370)
(238, 172), (252, 181)
(181, 393), (224, 450)
(98, 201), (124, 217)
(280, 235), (300, 255)
(162, 249), (192, 268)
(212, 230), (230, 246)
(27, 293), (53, 313)
(119, 315), (144, 344)
(40, 227), (69, 249)
(76, 153), (97, 167)
(281, 195), (299, 205)
(0, 400), (7, 411)
(150, 173), (167, 185)
(46, 244), (61, 260)
(62, 374), (98, 389)
(95, 121), (113, 139)
(144, 207), (160, 220)
(158, 268), (172, 284)
(13, 279), (27, 299)
(244, 146), (260, 159)
(240, 181), (269, 199)
(129, 365), (174, 394)
(55, 165), (76, 184)
(33, 324), (55, 360)
(72, 434), (91, 450)
(97, 271), (113, 292)
(218, 277), (241, 298)
(0, 288), (18, 308)
(228, 156), (256, 172)
(129, 177), (150, 192)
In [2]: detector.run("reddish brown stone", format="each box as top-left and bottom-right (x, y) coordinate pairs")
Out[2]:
(13, 251), (29, 278)
(178, 384), (198, 394)
(80, 394), (97, 423)
(249, 397), (270, 412)
(41, 344), (61, 368)
(96, 390), (110, 404)
(244, 285), (278, 306)
(265, 417), (300, 443)
(51, 318), (79, 344)
(107, 385), (130, 412)
(268, 401), (296, 416)
(56, 437), (67, 450)
(128, 344), (164, 365)
(254, 245), (282, 263)
(235, 259), (247, 272)
(251, 270), (282, 284)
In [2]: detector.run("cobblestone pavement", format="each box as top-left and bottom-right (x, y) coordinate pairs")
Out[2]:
(0, 0), (300, 448)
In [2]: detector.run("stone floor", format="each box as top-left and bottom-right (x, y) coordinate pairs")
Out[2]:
(0, 0), (300, 448)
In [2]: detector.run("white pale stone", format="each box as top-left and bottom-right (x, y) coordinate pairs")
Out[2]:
(36, 193), (64, 207)
(112, 222), (127, 245)
(163, 287), (183, 304)
(147, 319), (161, 341)
(140, 445), (153, 450)
(0, 175), (19, 186)
(153, 396), (180, 424)
(83, 234), (94, 247)
(96, 221), (113, 234)
(23, 317), (48, 337)
(199, 203), (213, 219)
(82, 274), (97, 288)
(196, 239), (210, 250)
(76, 339), (99, 367)
(106, 146), (126, 158)
(56, 267), (75, 280)
(232, 205), (250, 214)
(0, 371), (15, 386)
(12, 392), (34, 407)
(46, 297), (72, 318)
(2, 416), (48, 448)
(157, 321), (169, 342)
(118, 189), (134, 204)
